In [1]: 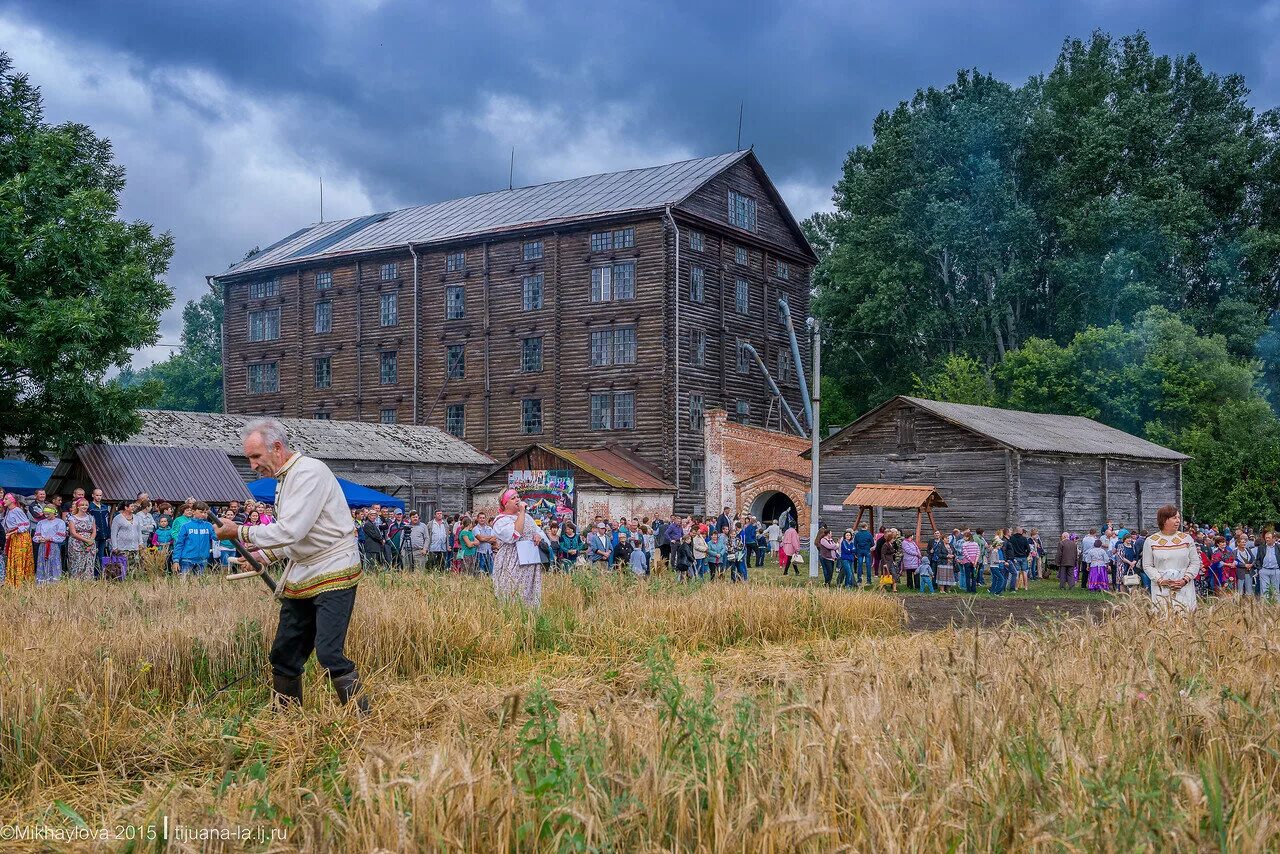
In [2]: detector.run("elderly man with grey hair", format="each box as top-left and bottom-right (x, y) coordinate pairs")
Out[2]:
(213, 417), (368, 712)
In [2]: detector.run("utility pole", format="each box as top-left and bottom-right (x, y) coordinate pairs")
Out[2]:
(808, 317), (821, 578)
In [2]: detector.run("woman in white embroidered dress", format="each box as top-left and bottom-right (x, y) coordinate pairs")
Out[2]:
(492, 488), (547, 608)
(1141, 504), (1198, 614)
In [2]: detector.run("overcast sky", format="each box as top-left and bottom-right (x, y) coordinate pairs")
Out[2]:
(3, 0), (1278, 364)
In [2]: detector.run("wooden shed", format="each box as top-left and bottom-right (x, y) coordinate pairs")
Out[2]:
(814, 396), (1188, 542)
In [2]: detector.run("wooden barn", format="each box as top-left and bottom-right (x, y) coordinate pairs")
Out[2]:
(814, 396), (1188, 542)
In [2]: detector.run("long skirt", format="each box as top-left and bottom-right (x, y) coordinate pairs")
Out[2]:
(35, 540), (62, 583)
(5, 532), (33, 587)
(1087, 564), (1110, 591)
(492, 543), (542, 608)
(67, 537), (97, 580)
(934, 561), (956, 586)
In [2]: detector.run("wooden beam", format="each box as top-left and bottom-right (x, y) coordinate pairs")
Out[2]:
(925, 507), (939, 535)
(854, 506), (865, 528)
(1100, 457), (1109, 523)
(914, 509), (922, 544)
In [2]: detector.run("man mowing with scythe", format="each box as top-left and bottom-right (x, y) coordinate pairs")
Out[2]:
(214, 418), (369, 712)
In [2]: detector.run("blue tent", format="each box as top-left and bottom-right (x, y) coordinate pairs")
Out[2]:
(246, 477), (406, 511)
(0, 460), (52, 495)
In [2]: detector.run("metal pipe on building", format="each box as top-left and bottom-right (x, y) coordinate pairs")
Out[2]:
(410, 243), (420, 423)
(807, 317), (821, 579)
(208, 274), (226, 413)
(663, 205), (681, 492)
(778, 296), (813, 430)
(741, 342), (804, 436)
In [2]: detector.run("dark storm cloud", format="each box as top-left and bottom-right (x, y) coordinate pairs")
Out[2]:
(3, 0), (1278, 358)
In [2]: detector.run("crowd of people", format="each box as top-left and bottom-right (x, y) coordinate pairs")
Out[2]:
(1, 482), (1272, 616)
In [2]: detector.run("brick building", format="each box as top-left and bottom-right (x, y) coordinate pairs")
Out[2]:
(213, 151), (816, 512)
(701, 407), (811, 532)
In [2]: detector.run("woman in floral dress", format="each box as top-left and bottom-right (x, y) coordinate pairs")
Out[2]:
(3, 493), (33, 587)
(491, 488), (547, 608)
(66, 497), (98, 580)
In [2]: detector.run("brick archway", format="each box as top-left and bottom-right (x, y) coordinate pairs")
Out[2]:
(735, 469), (809, 536)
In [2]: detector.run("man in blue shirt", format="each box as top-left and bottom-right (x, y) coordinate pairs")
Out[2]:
(853, 522), (874, 585)
(173, 501), (216, 575)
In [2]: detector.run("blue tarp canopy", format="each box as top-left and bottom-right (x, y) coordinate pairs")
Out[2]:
(0, 460), (52, 495)
(246, 477), (406, 510)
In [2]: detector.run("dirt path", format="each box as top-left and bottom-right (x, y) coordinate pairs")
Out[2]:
(903, 595), (1109, 632)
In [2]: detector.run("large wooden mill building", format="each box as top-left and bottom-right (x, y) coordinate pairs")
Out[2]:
(214, 151), (816, 513)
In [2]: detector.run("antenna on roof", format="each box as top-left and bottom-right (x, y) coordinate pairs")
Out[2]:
(319, 176), (324, 223)
(736, 102), (743, 151)
(509, 147), (515, 191)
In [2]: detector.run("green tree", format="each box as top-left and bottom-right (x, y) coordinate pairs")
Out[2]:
(815, 31), (1279, 416)
(914, 354), (994, 406)
(0, 54), (173, 459)
(122, 287), (223, 412)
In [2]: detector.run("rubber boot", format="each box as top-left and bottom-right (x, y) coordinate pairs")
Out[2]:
(272, 673), (303, 709)
(331, 670), (370, 714)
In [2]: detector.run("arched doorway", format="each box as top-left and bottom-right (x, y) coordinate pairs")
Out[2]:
(752, 490), (798, 530)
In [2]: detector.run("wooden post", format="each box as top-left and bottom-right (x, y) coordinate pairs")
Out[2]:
(925, 506), (939, 535)
(853, 506), (865, 528)
(1100, 458), (1109, 524)
(914, 509), (922, 543)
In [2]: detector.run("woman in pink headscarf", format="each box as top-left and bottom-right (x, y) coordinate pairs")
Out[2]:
(491, 488), (548, 608)
(780, 525), (802, 575)
(3, 493), (34, 587)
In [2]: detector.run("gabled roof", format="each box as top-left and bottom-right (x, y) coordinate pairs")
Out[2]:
(130, 411), (494, 466)
(68, 445), (252, 504)
(220, 151), (775, 278)
(476, 444), (675, 491)
(843, 483), (947, 510)
(822, 396), (1189, 461)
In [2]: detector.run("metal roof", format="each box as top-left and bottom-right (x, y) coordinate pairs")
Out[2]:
(843, 483), (947, 510)
(476, 444), (675, 491)
(221, 151), (752, 277)
(76, 445), (252, 504)
(900, 397), (1189, 460)
(130, 411), (494, 466)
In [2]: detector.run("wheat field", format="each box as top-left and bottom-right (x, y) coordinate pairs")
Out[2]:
(0, 571), (1277, 852)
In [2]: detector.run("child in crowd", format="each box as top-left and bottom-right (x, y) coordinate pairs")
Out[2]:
(989, 539), (1006, 595)
(172, 502), (215, 576)
(917, 554), (935, 593)
(215, 509), (236, 568)
(152, 515), (174, 553)
(675, 532), (694, 582)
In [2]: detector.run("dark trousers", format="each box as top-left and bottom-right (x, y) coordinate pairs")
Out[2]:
(270, 586), (358, 680)
(754, 543), (768, 567)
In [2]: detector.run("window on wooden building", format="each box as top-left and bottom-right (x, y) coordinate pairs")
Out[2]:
(523, 274), (543, 310)
(315, 270), (332, 290)
(590, 227), (635, 252)
(380, 263), (398, 281)
(728, 190), (757, 231)
(590, 261), (635, 302)
(690, 457), (705, 491)
(380, 408), (397, 424)
(735, 245), (748, 266)
(523, 240), (543, 261)
(735, 279), (750, 315)
(776, 260), (790, 280)
(736, 339), (750, 374)
(895, 408), (916, 454)
(590, 328), (636, 366)
(735, 399), (750, 424)
(247, 362), (278, 394)
(692, 329), (707, 367)
(689, 393), (704, 430)
(777, 350), (793, 384)
(689, 231), (704, 252)
(590, 391), (635, 430)
(380, 291), (398, 326)
(445, 251), (465, 272)
(521, 398), (542, 434)
(446, 404), (465, 437)
(313, 412), (331, 420)
(314, 356), (332, 389)
(249, 278), (279, 299)
(446, 344), (465, 379)
(248, 308), (280, 342)
(380, 351), (398, 385)
(521, 336), (543, 373)
(314, 301), (332, 334)
(689, 266), (704, 303)
(446, 285), (465, 319)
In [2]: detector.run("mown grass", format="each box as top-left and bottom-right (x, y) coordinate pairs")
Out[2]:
(1, 571), (1277, 851)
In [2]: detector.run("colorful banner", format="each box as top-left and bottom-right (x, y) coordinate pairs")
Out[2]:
(507, 469), (575, 522)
